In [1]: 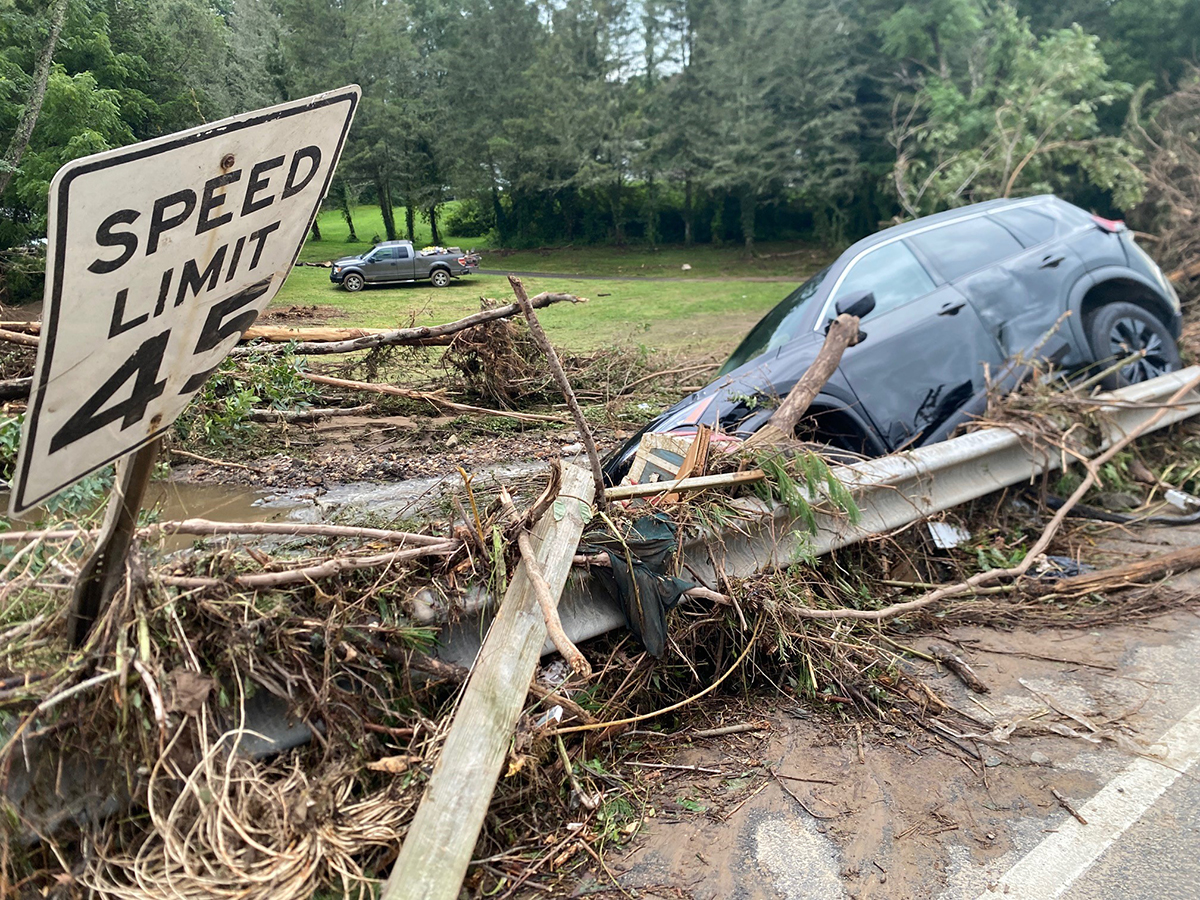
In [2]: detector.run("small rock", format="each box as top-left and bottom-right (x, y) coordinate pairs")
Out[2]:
(1030, 751), (1052, 767)
(681, 263), (692, 271)
(984, 755), (1003, 768)
(561, 442), (584, 455)
(445, 434), (459, 448)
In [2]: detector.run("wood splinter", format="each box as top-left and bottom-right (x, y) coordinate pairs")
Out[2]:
(500, 487), (591, 677)
(1051, 788), (1088, 825)
(929, 644), (990, 693)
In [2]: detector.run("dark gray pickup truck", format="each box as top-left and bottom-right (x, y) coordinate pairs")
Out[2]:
(330, 240), (479, 291)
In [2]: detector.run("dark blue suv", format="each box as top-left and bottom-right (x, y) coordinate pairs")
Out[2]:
(605, 196), (1183, 482)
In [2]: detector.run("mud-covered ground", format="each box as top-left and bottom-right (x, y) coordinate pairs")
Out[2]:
(566, 527), (1200, 900)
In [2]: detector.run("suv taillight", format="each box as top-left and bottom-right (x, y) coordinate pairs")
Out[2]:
(458, 256), (467, 265)
(1092, 214), (1127, 233)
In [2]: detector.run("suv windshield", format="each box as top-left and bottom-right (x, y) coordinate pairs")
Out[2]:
(718, 267), (829, 375)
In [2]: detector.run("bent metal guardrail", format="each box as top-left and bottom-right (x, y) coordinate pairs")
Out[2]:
(438, 366), (1200, 666)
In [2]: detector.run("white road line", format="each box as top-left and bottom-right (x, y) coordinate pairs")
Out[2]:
(976, 701), (1200, 899)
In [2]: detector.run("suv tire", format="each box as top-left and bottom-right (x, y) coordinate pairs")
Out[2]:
(430, 269), (451, 288)
(342, 272), (364, 293)
(1086, 301), (1180, 389)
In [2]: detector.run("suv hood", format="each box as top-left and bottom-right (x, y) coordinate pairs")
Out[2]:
(333, 255), (365, 266)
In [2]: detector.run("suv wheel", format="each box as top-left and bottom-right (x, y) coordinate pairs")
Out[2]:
(430, 269), (451, 288)
(342, 272), (364, 293)
(1086, 301), (1180, 389)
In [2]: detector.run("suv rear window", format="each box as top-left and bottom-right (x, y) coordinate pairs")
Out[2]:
(909, 217), (1024, 281)
(991, 207), (1056, 245)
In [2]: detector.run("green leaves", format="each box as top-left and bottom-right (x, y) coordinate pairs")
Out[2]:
(889, 2), (1146, 216)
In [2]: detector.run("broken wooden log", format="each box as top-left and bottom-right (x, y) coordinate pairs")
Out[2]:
(1030, 544), (1200, 596)
(299, 372), (566, 424)
(381, 465), (595, 900)
(743, 312), (860, 448)
(242, 324), (388, 342)
(240, 291), (586, 355)
(0, 376), (31, 401)
(0, 292), (586, 357)
(1167, 258), (1200, 284)
(246, 403), (374, 423)
(0, 327), (38, 348)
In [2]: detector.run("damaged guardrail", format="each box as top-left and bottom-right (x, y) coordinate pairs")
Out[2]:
(436, 365), (1200, 666)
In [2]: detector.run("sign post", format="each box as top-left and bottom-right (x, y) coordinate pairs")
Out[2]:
(67, 438), (159, 645)
(8, 86), (360, 643)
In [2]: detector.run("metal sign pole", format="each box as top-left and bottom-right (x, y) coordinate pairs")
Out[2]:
(66, 438), (160, 647)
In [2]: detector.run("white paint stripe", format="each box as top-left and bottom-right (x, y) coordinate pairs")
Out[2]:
(976, 701), (1200, 900)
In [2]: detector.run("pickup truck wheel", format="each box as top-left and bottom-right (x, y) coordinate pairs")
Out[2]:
(430, 269), (451, 288)
(1086, 301), (1180, 389)
(342, 273), (364, 293)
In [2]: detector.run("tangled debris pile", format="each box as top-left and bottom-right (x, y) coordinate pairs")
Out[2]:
(3, 288), (1200, 898)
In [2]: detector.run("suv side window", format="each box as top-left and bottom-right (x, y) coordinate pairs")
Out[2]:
(991, 207), (1056, 246)
(372, 247), (398, 261)
(396, 246), (411, 260)
(908, 217), (1024, 281)
(833, 241), (936, 316)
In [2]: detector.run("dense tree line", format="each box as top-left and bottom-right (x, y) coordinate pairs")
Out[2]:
(0, 0), (1198, 300)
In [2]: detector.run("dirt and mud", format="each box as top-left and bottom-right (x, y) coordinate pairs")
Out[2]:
(567, 531), (1200, 900)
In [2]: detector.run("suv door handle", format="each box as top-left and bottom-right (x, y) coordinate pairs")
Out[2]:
(1040, 254), (1065, 268)
(938, 300), (966, 316)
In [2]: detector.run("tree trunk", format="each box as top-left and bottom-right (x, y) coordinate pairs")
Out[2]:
(405, 204), (416, 242)
(740, 187), (755, 257)
(610, 181), (625, 244)
(338, 180), (358, 241)
(377, 175), (397, 241)
(644, 176), (659, 248)
(684, 177), (694, 246)
(0, 0), (70, 198)
(310, 218), (322, 241)
(428, 204), (440, 245)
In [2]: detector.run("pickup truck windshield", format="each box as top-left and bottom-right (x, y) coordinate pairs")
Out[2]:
(718, 267), (829, 376)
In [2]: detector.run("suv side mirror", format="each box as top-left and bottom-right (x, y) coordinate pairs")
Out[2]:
(835, 290), (876, 320)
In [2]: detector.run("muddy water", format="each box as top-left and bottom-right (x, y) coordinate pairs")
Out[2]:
(2, 457), (553, 533)
(146, 480), (303, 522)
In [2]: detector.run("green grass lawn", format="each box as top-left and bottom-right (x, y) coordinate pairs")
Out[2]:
(282, 202), (835, 357)
(300, 203), (835, 279)
(274, 268), (794, 356)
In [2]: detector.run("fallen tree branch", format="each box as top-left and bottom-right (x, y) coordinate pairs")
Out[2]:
(929, 644), (989, 693)
(509, 275), (607, 510)
(500, 486), (590, 676)
(246, 403), (374, 423)
(793, 369), (1200, 621)
(167, 448), (255, 471)
(1, 520), (455, 548)
(239, 291), (586, 355)
(157, 540), (459, 589)
(145, 518), (453, 546)
(743, 313), (860, 448)
(299, 372), (567, 423)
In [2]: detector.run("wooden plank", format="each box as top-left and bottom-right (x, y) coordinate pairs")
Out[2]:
(381, 464), (595, 900)
(605, 467), (767, 501)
